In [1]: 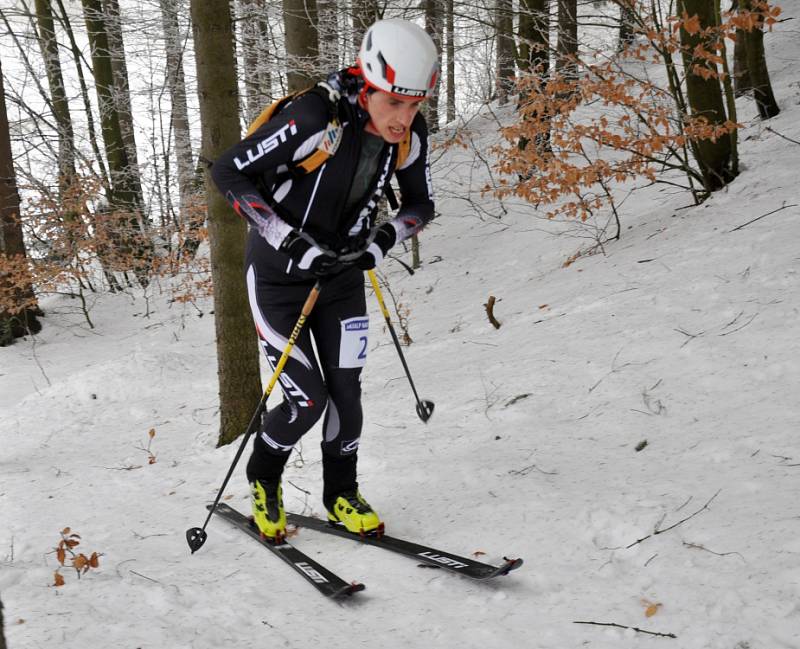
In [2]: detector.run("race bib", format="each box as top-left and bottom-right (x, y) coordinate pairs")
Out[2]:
(339, 317), (369, 368)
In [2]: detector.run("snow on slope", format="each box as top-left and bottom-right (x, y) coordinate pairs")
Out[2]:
(2, 6), (800, 648)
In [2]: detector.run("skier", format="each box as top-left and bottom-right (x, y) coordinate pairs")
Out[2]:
(211, 19), (439, 541)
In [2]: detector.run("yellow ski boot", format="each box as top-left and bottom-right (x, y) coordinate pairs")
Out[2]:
(327, 490), (383, 536)
(250, 479), (286, 542)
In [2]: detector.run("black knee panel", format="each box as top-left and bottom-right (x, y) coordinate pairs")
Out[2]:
(320, 368), (363, 457)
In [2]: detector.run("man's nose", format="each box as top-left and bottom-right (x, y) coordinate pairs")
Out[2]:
(399, 106), (416, 126)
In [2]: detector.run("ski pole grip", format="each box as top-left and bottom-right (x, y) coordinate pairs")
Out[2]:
(301, 281), (321, 316)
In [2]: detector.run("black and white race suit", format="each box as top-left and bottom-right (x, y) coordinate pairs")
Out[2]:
(211, 70), (436, 501)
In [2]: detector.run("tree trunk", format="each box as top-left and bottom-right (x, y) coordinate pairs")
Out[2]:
(190, 0), (263, 446)
(518, 0), (551, 154)
(618, 0), (636, 52)
(716, 0), (739, 176)
(159, 0), (199, 251)
(495, 0), (515, 104)
(81, 0), (139, 210)
(34, 0), (76, 196)
(519, 0), (549, 75)
(446, 0), (455, 123)
(82, 0), (151, 283)
(256, 4), (273, 97)
(282, 0), (319, 92)
(733, 24), (752, 96)
(740, 0), (779, 119)
(1, 58), (42, 345)
(102, 0), (144, 210)
(730, 0), (751, 96)
(81, 0), (140, 211)
(677, 0), (733, 190)
(352, 0), (379, 56)
(424, 0), (442, 131)
(53, 0), (110, 193)
(53, 0), (123, 290)
(317, 0), (340, 73)
(240, 0), (266, 122)
(0, 594), (6, 649)
(557, 0), (578, 77)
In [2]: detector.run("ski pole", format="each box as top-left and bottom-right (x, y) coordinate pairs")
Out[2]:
(186, 280), (322, 553)
(367, 270), (434, 423)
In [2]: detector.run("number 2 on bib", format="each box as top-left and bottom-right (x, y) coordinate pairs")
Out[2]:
(339, 317), (369, 368)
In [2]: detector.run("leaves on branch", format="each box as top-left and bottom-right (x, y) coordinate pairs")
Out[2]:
(489, 2), (775, 225)
(52, 528), (103, 586)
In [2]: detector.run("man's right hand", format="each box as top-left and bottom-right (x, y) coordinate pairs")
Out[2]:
(280, 230), (347, 276)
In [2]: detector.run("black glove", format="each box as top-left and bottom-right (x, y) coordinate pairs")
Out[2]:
(280, 230), (344, 276)
(354, 222), (397, 271)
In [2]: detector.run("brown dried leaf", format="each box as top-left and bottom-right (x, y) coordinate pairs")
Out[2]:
(73, 554), (88, 572)
(56, 546), (66, 565)
(645, 602), (662, 618)
(61, 527), (71, 536)
(682, 13), (702, 35)
(89, 552), (100, 568)
(53, 571), (65, 587)
(65, 539), (80, 549)
(148, 428), (156, 439)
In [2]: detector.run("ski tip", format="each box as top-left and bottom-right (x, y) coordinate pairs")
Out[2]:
(499, 557), (524, 575)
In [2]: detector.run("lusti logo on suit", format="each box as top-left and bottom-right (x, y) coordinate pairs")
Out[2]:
(234, 120), (298, 170)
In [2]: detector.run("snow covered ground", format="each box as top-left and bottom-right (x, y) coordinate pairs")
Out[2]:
(2, 7), (800, 648)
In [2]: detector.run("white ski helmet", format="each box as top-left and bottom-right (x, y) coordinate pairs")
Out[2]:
(357, 19), (439, 99)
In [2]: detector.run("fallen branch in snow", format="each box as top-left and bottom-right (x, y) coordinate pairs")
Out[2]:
(683, 541), (745, 561)
(589, 347), (652, 392)
(640, 380), (666, 415)
(573, 620), (677, 639)
(765, 126), (800, 146)
(28, 331), (52, 388)
(129, 570), (160, 584)
(484, 295), (501, 329)
(286, 480), (311, 496)
(719, 312), (758, 337)
(625, 490), (721, 549)
(730, 202), (798, 233)
(508, 463), (558, 477)
(504, 393), (531, 407)
(673, 327), (705, 348)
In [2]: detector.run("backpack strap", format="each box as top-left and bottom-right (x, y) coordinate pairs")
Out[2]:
(383, 129), (414, 210)
(395, 129), (413, 169)
(244, 82), (343, 174)
(245, 93), (301, 138)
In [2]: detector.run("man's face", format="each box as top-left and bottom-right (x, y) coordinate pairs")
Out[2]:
(363, 91), (424, 143)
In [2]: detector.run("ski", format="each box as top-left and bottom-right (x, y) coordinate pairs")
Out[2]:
(286, 512), (523, 580)
(208, 503), (365, 599)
